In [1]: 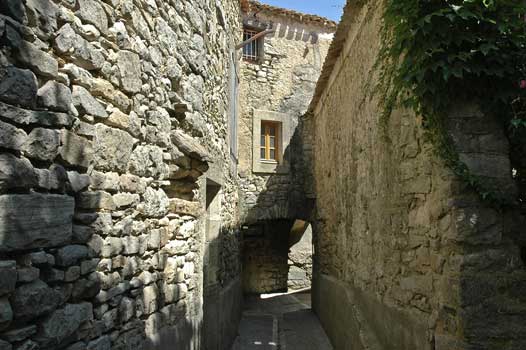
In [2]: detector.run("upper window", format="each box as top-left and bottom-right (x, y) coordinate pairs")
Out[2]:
(260, 121), (280, 163)
(243, 29), (262, 61)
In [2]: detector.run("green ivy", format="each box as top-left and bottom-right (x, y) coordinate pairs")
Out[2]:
(378, 0), (526, 206)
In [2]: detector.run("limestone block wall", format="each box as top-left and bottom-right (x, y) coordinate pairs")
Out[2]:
(237, 8), (334, 224)
(0, 1), (242, 349)
(309, 1), (526, 349)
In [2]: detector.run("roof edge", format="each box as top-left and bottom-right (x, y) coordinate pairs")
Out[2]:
(308, 1), (366, 113)
(244, 1), (338, 30)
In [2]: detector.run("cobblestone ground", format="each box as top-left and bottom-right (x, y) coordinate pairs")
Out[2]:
(231, 290), (333, 350)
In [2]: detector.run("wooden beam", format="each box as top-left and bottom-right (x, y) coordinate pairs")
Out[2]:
(236, 29), (275, 50)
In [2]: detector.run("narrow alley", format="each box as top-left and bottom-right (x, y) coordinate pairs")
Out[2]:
(232, 290), (333, 350)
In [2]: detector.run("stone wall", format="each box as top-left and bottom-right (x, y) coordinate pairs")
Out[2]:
(237, 7), (334, 224)
(0, 0), (242, 349)
(308, 1), (526, 349)
(288, 222), (312, 291)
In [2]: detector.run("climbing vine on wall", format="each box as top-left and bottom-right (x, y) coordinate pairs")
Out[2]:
(378, 0), (526, 205)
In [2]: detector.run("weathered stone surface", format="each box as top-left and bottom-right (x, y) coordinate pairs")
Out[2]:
(142, 285), (159, 315)
(10, 280), (62, 320)
(67, 171), (91, 192)
(86, 335), (111, 350)
(55, 245), (89, 267)
(23, 128), (60, 161)
(0, 194), (74, 252)
(0, 297), (12, 331)
(90, 78), (131, 112)
(92, 124), (135, 172)
(55, 24), (104, 70)
(0, 153), (37, 193)
(35, 166), (64, 191)
(17, 267), (39, 283)
(0, 261), (16, 296)
(113, 193), (140, 208)
(0, 1), (26, 22)
(72, 85), (107, 118)
(1, 325), (37, 343)
(171, 131), (210, 162)
(77, 0), (108, 33)
(0, 66), (37, 108)
(127, 145), (169, 178)
(59, 130), (93, 168)
(140, 188), (169, 218)
(117, 51), (141, 93)
(16, 41), (58, 78)
(36, 303), (93, 345)
(25, 0), (58, 34)
(168, 198), (202, 217)
(37, 81), (72, 112)
(77, 191), (116, 210)
(0, 120), (27, 151)
(0, 101), (73, 127)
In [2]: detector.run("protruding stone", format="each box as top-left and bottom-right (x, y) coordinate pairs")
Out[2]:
(23, 128), (60, 161)
(0, 101), (73, 128)
(10, 280), (62, 320)
(128, 145), (169, 178)
(90, 78), (131, 112)
(59, 130), (93, 169)
(55, 245), (89, 267)
(140, 188), (169, 218)
(168, 198), (202, 217)
(0, 120), (27, 151)
(25, 0), (58, 34)
(0, 194), (74, 252)
(0, 153), (37, 193)
(171, 131), (210, 162)
(17, 267), (39, 283)
(76, 0), (108, 33)
(116, 50), (142, 94)
(16, 41), (58, 78)
(36, 303), (93, 346)
(67, 171), (91, 192)
(37, 81), (72, 112)
(93, 124), (135, 172)
(72, 85), (107, 119)
(77, 191), (116, 210)
(0, 66), (38, 108)
(0, 1), (26, 22)
(55, 24), (104, 71)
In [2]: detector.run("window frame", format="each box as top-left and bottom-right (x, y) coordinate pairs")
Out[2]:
(242, 27), (264, 62)
(252, 110), (291, 174)
(260, 120), (280, 163)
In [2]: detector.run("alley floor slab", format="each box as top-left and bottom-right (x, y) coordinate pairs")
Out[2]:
(231, 290), (333, 350)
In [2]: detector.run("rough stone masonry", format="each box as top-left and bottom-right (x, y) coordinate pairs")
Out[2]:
(308, 1), (526, 349)
(0, 0), (242, 349)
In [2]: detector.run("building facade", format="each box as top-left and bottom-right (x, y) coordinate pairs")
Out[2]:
(0, 0), (242, 349)
(237, 2), (335, 293)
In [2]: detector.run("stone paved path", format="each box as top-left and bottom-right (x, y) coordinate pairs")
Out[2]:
(231, 290), (333, 350)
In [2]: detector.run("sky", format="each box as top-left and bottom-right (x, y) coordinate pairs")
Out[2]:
(261, 0), (346, 22)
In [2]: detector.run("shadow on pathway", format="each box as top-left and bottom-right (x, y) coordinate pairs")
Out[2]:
(231, 289), (333, 350)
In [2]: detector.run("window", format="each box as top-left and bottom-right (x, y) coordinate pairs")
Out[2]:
(243, 29), (261, 61)
(252, 110), (290, 174)
(260, 121), (280, 162)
